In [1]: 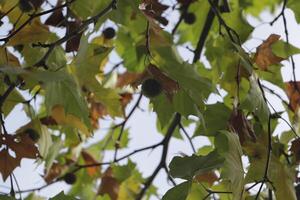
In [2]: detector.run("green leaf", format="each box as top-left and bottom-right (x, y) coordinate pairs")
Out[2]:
(215, 131), (244, 200)
(49, 191), (79, 200)
(98, 125), (130, 150)
(0, 195), (15, 200)
(196, 103), (231, 136)
(73, 34), (112, 89)
(169, 151), (225, 180)
(112, 160), (136, 182)
(93, 87), (122, 117)
(240, 76), (269, 122)
(271, 40), (300, 58)
(162, 181), (192, 200)
(44, 72), (91, 128)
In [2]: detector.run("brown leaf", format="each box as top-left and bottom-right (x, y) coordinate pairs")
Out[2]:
(116, 72), (144, 88)
(140, 0), (169, 26)
(66, 21), (83, 52)
(89, 101), (108, 129)
(0, 149), (21, 181)
(4, 134), (40, 159)
(45, 8), (65, 27)
(40, 116), (58, 126)
(44, 163), (67, 183)
(285, 81), (300, 112)
(147, 64), (179, 99)
(228, 108), (256, 145)
(194, 171), (218, 186)
(254, 34), (284, 70)
(98, 167), (119, 200)
(81, 151), (99, 177)
(291, 138), (300, 162)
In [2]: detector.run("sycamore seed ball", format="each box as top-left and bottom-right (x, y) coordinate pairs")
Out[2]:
(64, 173), (77, 185)
(103, 27), (116, 39)
(184, 12), (196, 25)
(141, 78), (162, 98)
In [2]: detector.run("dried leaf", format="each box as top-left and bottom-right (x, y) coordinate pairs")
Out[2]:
(81, 151), (99, 177)
(44, 163), (67, 183)
(116, 72), (144, 88)
(89, 101), (107, 129)
(45, 8), (65, 27)
(291, 138), (300, 162)
(228, 108), (256, 144)
(194, 171), (218, 186)
(66, 21), (82, 52)
(98, 167), (119, 200)
(0, 149), (21, 181)
(5, 134), (40, 159)
(285, 81), (300, 112)
(147, 64), (179, 99)
(0, 132), (40, 181)
(120, 93), (133, 108)
(139, 0), (169, 26)
(254, 34), (284, 70)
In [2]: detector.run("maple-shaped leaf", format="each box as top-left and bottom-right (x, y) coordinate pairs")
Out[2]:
(7, 19), (55, 46)
(228, 108), (256, 145)
(66, 21), (83, 52)
(0, 133), (40, 181)
(98, 167), (120, 200)
(254, 34), (284, 70)
(291, 138), (300, 162)
(285, 81), (300, 112)
(139, 0), (169, 26)
(81, 151), (99, 177)
(0, 149), (21, 181)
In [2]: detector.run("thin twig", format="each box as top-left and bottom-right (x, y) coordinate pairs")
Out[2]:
(113, 93), (143, 161)
(179, 123), (196, 153)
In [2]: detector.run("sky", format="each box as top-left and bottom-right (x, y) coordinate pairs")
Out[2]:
(1, 1), (300, 199)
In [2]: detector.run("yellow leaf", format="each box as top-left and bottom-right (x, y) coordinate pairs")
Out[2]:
(8, 19), (55, 46)
(51, 105), (91, 136)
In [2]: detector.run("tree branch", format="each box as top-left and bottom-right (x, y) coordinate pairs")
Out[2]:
(135, 113), (181, 200)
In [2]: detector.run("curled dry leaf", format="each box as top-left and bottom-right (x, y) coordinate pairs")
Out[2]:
(81, 150), (99, 177)
(0, 133), (40, 181)
(98, 167), (119, 200)
(228, 108), (256, 145)
(254, 34), (284, 70)
(285, 81), (300, 112)
(291, 138), (300, 162)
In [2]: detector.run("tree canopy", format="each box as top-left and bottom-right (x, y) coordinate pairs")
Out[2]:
(0, 0), (300, 199)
